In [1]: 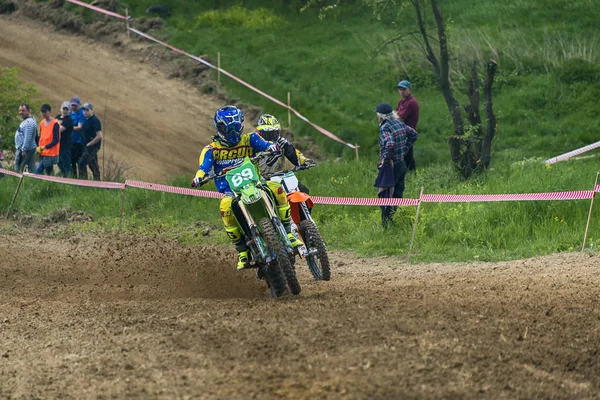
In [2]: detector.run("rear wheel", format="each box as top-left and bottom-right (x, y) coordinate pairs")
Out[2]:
(300, 220), (331, 281)
(259, 218), (301, 296)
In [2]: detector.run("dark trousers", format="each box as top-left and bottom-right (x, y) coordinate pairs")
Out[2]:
(71, 143), (84, 178)
(405, 146), (416, 171)
(14, 149), (37, 173)
(58, 147), (72, 177)
(379, 160), (407, 228)
(78, 147), (101, 180)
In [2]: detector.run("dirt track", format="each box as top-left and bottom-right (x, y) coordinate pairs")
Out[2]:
(0, 15), (221, 181)
(1, 226), (599, 399)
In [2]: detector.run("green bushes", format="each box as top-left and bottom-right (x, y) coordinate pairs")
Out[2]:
(0, 68), (40, 151)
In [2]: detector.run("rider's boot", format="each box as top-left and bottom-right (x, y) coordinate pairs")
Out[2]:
(277, 204), (304, 249)
(226, 226), (249, 270)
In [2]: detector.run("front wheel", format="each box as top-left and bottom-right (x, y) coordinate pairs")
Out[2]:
(299, 220), (331, 281)
(259, 218), (301, 295)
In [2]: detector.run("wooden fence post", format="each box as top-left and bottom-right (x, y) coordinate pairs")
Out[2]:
(287, 92), (291, 127)
(408, 187), (425, 264)
(119, 184), (128, 234)
(354, 145), (359, 160)
(582, 172), (600, 251)
(125, 8), (130, 39)
(217, 52), (221, 84)
(6, 174), (25, 219)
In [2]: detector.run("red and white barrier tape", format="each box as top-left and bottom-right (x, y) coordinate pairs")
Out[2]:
(0, 168), (23, 178)
(3, 168), (599, 205)
(124, 180), (418, 206)
(65, 0), (129, 20)
(128, 27), (357, 149)
(125, 180), (221, 199)
(545, 140), (600, 165)
(312, 196), (419, 206)
(24, 172), (126, 189)
(421, 191), (595, 203)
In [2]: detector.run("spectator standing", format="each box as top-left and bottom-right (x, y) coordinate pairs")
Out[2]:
(56, 101), (74, 177)
(69, 96), (85, 178)
(36, 104), (60, 175)
(396, 80), (420, 172)
(79, 103), (103, 180)
(375, 102), (418, 228)
(14, 104), (38, 173)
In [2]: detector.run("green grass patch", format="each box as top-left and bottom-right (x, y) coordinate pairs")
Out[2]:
(2, 157), (599, 263)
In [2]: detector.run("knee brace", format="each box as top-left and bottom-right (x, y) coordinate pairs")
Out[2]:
(219, 195), (236, 227)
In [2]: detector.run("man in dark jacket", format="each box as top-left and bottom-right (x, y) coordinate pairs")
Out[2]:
(396, 80), (420, 172)
(79, 103), (103, 180)
(56, 101), (74, 177)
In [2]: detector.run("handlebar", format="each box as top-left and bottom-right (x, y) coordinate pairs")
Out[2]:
(193, 150), (281, 187)
(263, 162), (316, 180)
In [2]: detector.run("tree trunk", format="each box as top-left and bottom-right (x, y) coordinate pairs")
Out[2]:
(480, 60), (498, 169)
(412, 0), (497, 178)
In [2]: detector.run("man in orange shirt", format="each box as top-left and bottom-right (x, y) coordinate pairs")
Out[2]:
(35, 104), (60, 175)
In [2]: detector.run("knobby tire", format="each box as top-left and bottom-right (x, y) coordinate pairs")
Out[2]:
(258, 218), (300, 296)
(300, 220), (331, 281)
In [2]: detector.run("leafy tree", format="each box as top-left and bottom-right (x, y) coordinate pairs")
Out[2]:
(303, 0), (498, 178)
(0, 67), (40, 151)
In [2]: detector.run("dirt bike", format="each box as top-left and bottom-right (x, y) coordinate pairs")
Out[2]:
(267, 164), (331, 281)
(194, 152), (301, 298)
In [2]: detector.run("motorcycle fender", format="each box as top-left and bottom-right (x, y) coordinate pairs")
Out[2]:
(287, 191), (310, 204)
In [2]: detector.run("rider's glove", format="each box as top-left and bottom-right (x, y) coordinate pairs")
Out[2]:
(191, 177), (203, 187)
(266, 152), (282, 167)
(276, 136), (288, 148)
(303, 158), (315, 166)
(268, 143), (280, 154)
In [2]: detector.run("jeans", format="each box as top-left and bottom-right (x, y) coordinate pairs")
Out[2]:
(78, 147), (101, 180)
(380, 160), (407, 228)
(36, 155), (59, 175)
(14, 149), (37, 173)
(71, 143), (84, 178)
(58, 148), (73, 177)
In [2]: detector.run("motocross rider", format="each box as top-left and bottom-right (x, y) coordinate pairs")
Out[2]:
(254, 113), (313, 194)
(192, 106), (303, 270)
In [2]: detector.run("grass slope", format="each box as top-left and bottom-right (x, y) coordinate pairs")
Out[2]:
(106, 0), (600, 164)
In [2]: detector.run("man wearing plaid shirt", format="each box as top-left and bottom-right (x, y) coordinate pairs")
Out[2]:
(375, 102), (418, 227)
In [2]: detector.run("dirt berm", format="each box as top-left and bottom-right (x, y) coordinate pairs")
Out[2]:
(1, 226), (599, 399)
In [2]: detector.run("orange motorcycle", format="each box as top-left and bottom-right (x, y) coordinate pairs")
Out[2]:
(268, 164), (330, 281)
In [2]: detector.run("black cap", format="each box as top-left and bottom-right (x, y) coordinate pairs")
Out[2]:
(40, 104), (51, 112)
(375, 102), (393, 114)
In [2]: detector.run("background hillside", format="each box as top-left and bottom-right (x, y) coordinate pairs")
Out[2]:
(112, 0), (600, 164)
(1, 0), (599, 261)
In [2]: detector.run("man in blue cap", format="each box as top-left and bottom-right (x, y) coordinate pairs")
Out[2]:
(396, 80), (419, 172)
(69, 96), (85, 178)
(375, 102), (418, 228)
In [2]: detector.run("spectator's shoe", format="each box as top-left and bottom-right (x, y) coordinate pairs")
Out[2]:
(237, 250), (250, 270)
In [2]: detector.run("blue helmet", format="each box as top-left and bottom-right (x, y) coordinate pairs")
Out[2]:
(214, 105), (244, 146)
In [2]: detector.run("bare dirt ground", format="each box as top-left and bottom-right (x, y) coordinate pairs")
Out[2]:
(1, 224), (599, 399)
(0, 15), (221, 182)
